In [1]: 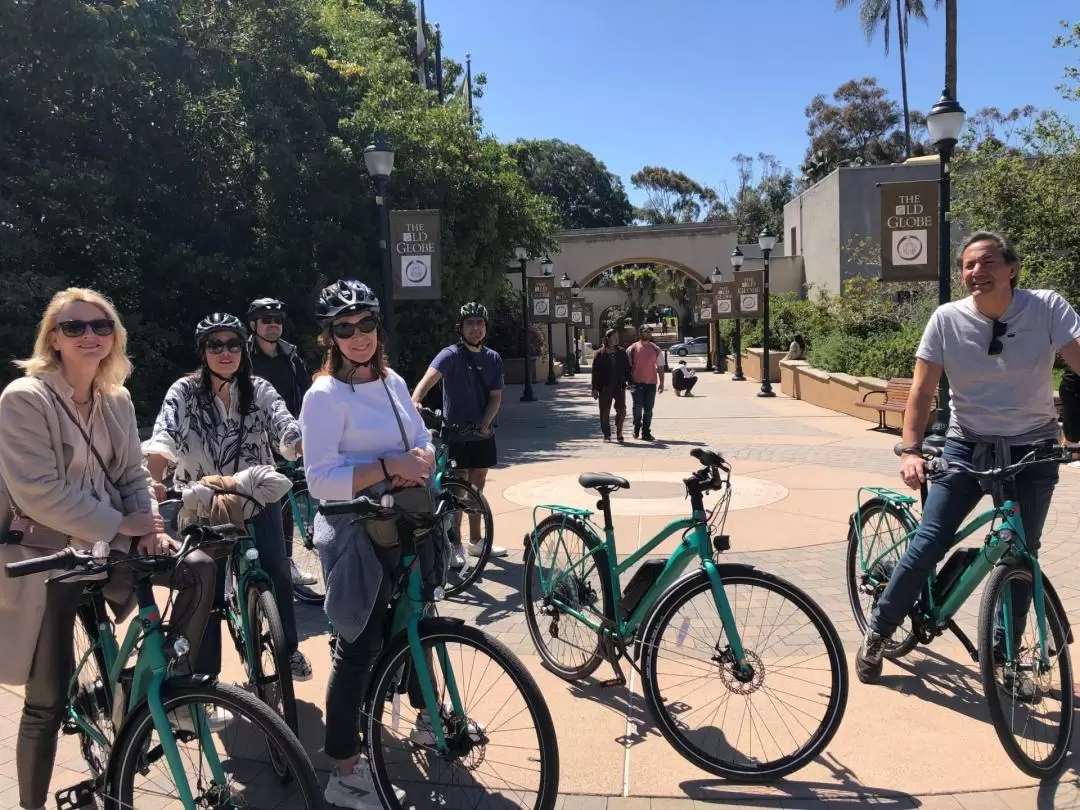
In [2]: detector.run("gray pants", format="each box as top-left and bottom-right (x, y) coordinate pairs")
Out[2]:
(17, 550), (216, 810)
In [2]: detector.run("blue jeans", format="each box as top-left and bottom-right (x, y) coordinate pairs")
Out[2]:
(194, 500), (299, 674)
(631, 383), (657, 432)
(871, 439), (1059, 643)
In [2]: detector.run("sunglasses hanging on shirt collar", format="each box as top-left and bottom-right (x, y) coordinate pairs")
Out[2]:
(988, 320), (1008, 356)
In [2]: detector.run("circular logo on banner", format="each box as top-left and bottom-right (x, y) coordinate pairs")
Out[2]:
(897, 234), (923, 261)
(405, 258), (429, 284)
(741, 295), (758, 311)
(534, 299), (549, 315)
(717, 300), (732, 314)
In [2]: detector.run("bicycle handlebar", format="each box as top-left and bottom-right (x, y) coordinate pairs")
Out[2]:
(318, 490), (453, 526)
(5, 530), (202, 581)
(419, 407), (487, 442)
(893, 441), (1080, 483)
(5, 547), (83, 578)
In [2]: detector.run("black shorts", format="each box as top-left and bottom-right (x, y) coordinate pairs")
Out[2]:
(447, 435), (497, 471)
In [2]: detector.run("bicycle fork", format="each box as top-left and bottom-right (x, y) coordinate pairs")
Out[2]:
(703, 559), (754, 680)
(406, 617), (468, 754)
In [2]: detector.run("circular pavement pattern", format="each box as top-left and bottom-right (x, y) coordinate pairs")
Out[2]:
(502, 470), (789, 517)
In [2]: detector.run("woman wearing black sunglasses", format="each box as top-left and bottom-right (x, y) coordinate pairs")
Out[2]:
(299, 280), (435, 809)
(145, 312), (313, 684)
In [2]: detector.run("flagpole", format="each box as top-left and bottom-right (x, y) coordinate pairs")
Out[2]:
(416, 0), (429, 89)
(466, 52), (473, 124)
(434, 23), (444, 102)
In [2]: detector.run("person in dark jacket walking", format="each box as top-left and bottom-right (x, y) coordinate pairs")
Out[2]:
(592, 328), (631, 442)
(247, 297), (316, 586)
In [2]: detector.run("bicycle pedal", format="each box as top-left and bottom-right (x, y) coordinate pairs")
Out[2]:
(55, 779), (98, 809)
(598, 675), (627, 688)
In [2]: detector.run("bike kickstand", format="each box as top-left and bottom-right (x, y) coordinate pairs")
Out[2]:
(947, 620), (980, 663)
(597, 635), (629, 688)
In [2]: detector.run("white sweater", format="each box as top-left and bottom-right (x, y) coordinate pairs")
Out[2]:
(299, 371), (433, 502)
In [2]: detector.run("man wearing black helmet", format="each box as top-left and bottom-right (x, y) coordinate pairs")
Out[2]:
(411, 302), (507, 566)
(246, 297), (315, 586)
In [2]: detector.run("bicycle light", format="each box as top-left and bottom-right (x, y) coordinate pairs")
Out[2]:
(996, 529), (1015, 543)
(244, 548), (260, 562)
(91, 540), (110, 563)
(433, 586), (445, 602)
(380, 493), (396, 509)
(173, 636), (191, 659)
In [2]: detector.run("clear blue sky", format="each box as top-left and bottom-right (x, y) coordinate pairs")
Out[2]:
(429, 0), (1079, 206)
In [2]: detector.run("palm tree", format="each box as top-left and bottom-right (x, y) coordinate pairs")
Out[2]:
(836, 0), (928, 159)
(942, 0), (956, 100)
(659, 267), (697, 339)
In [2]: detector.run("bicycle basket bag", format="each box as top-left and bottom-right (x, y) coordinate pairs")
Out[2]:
(620, 559), (666, 620)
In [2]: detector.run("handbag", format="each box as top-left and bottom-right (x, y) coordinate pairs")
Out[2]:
(4, 385), (124, 549)
(363, 378), (438, 549)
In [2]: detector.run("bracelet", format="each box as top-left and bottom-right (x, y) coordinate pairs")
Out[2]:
(899, 445), (924, 456)
(379, 459), (390, 480)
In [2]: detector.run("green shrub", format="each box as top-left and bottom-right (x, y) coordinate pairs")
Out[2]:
(808, 332), (868, 375)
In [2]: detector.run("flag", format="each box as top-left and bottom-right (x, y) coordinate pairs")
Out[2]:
(434, 23), (443, 101)
(415, 0), (429, 88)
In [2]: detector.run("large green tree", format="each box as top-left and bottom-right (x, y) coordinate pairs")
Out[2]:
(508, 139), (633, 230)
(630, 166), (720, 225)
(0, 0), (556, 416)
(727, 154), (794, 243)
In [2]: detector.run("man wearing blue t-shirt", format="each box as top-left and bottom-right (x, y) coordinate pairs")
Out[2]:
(412, 303), (508, 566)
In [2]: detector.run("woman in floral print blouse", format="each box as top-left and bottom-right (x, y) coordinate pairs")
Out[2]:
(146, 312), (313, 681)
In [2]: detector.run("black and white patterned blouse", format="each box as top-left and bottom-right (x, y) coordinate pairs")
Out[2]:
(146, 375), (301, 486)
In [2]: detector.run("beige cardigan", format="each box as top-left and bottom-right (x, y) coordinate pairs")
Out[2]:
(0, 374), (157, 685)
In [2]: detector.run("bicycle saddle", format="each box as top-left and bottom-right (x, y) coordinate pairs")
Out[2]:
(578, 473), (630, 491)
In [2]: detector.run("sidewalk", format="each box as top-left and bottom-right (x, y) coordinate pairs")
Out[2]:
(3, 369), (1079, 808)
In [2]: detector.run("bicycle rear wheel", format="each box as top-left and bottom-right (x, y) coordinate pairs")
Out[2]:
(365, 622), (560, 810)
(978, 562), (1074, 778)
(107, 681), (321, 808)
(523, 515), (613, 681)
(72, 590), (114, 779)
(641, 567), (848, 782)
(442, 478), (494, 598)
(846, 497), (918, 659)
(246, 582), (298, 781)
(289, 488), (326, 605)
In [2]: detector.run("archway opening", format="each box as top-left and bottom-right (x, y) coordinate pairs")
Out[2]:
(583, 259), (705, 339)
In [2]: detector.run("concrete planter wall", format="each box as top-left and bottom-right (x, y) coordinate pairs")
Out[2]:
(779, 360), (903, 428)
(503, 357), (562, 385)
(726, 348), (782, 384)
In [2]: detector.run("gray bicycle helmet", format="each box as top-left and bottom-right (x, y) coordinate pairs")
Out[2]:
(315, 280), (380, 325)
(459, 302), (489, 324)
(247, 297), (285, 320)
(195, 312), (246, 346)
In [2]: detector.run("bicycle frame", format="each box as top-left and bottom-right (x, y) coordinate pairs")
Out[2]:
(533, 496), (752, 665)
(226, 527), (276, 680)
(68, 576), (227, 809)
(858, 490), (1052, 669)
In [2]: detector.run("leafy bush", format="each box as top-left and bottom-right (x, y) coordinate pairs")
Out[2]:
(486, 284), (545, 360)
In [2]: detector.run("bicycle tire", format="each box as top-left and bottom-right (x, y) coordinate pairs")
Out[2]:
(442, 477), (494, 598)
(365, 622), (560, 810)
(523, 514), (613, 681)
(641, 567), (848, 782)
(106, 681), (322, 808)
(73, 591), (114, 778)
(290, 488), (325, 606)
(846, 497), (919, 659)
(246, 582), (298, 781)
(978, 562), (1074, 778)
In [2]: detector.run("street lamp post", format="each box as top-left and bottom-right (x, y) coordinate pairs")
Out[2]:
(924, 89), (966, 446)
(570, 282), (581, 374)
(363, 135), (397, 365)
(560, 273), (574, 377)
(710, 265), (724, 374)
(757, 229), (776, 397)
(703, 273), (714, 373)
(542, 257), (557, 385)
(730, 247), (745, 381)
(510, 247), (537, 402)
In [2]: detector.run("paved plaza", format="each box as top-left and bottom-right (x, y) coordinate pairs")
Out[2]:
(3, 361), (1080, 808)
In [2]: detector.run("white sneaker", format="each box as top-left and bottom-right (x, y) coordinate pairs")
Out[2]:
(324, 764), (405, 808)
(290, 559), (318, 586)
(410, 703), (486, 747)
(290, 649), (313, 682)
(450, 544), (467, 569)
(172, 705), (233, 734)
(469, 541), (507, 558)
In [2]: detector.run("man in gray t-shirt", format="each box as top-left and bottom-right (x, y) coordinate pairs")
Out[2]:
(857, 231), (1080, 686)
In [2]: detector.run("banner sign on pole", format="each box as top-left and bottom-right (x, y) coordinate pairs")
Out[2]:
(570, 298), (584, 325)
(583, 303), (594, 328)
(736, 269), (764, 318)
(553, 286), (571, 322)
(529, 277), (554, 323)
(879, 180), (940, 282)
(714, 281), (738, 320)
(389, 209), (441, 300)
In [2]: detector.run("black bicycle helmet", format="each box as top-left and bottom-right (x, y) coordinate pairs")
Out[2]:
(459, 302), (489, 323)
(315, 280), (380, 325)
(247, 297), (285, 320)
(195, 312), (246, 346)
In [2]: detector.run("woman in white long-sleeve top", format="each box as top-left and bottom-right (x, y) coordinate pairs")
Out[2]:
(300, 280), (435, 810)
(145, 312), (312, 682)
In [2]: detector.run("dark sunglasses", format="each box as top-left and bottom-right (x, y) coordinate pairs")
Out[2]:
(330, 318), (379, 339)
(258, 315), (284, 325)
(988, 320), (1008, 356)
(57, 319), (115, 338)
(206, 337), (244, 354)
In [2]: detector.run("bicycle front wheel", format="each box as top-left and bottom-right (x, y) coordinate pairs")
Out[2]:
(107, 681), (322, 808)
(978, 562), (1074, 778)
(366, 623), (560, 810)
(641, 567), (848, 782)
(442, 478), (494, 598)
(247, 582), (298, 781)
(289, 488), (326, 605)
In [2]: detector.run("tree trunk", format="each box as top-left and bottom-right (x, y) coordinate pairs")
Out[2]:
(897, 0), (912, 158)
(944, 0), (957, 99)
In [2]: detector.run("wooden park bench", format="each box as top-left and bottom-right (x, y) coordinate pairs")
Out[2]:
(855, 377), (938, 431)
